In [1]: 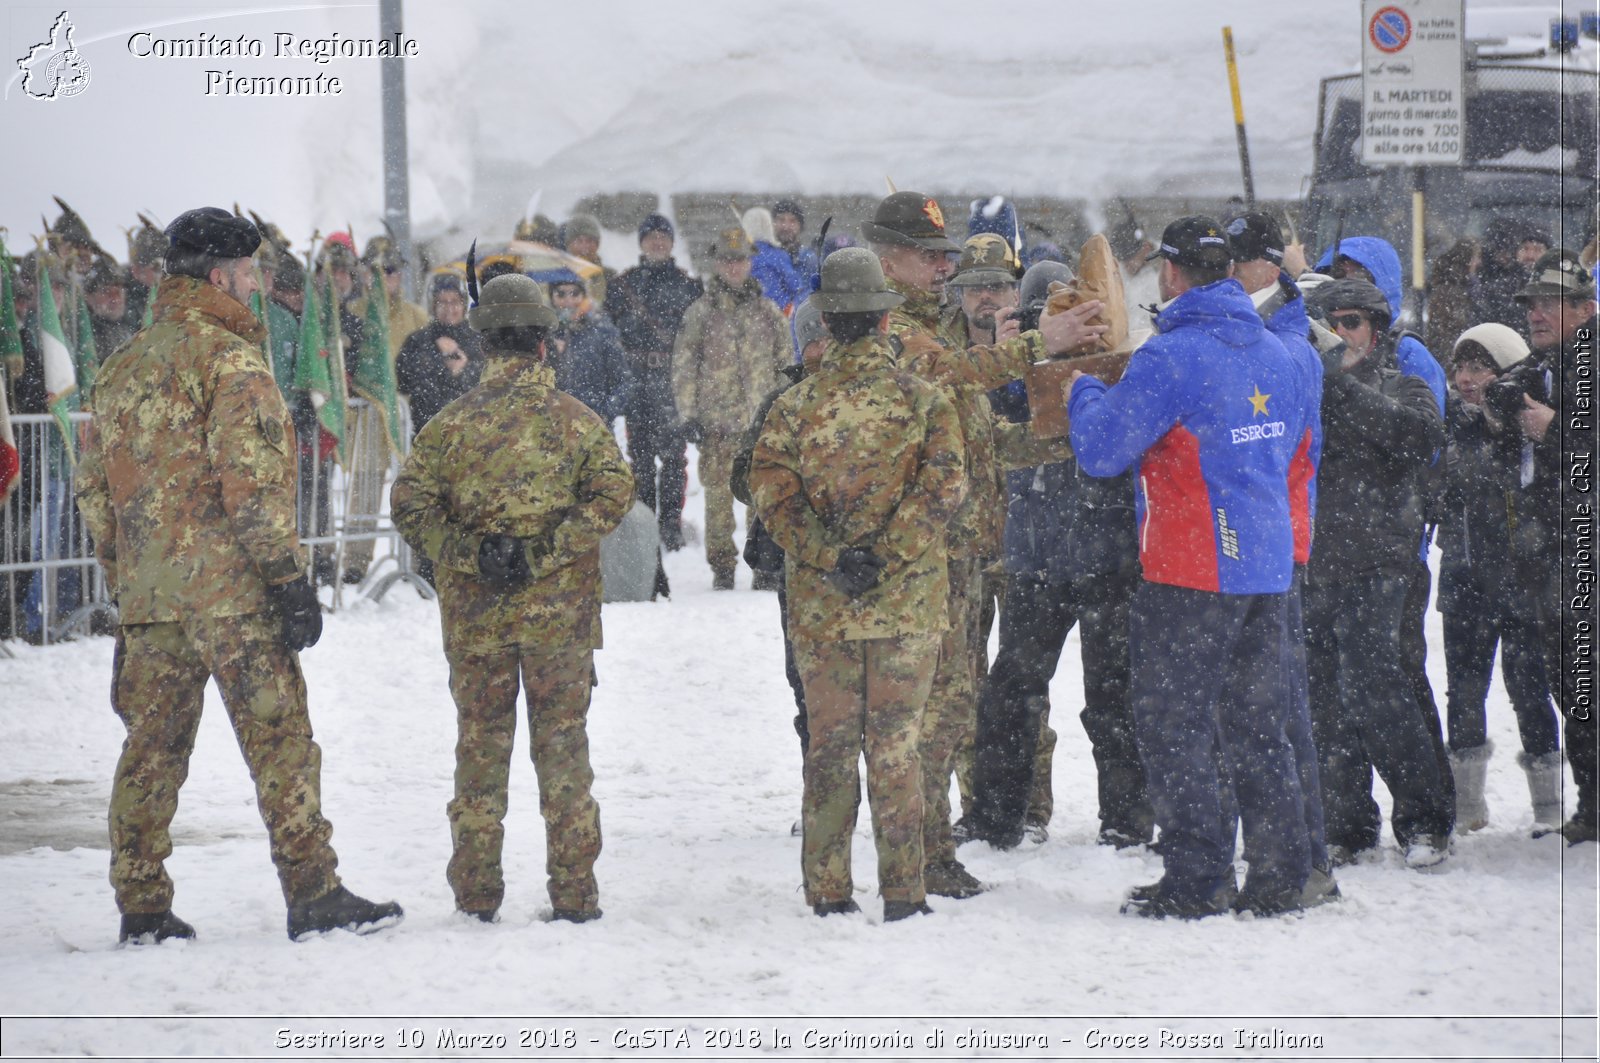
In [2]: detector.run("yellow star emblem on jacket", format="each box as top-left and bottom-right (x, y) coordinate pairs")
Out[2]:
(1248, 385), (1271, 416)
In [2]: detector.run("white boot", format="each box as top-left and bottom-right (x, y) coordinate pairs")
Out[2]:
(1449, 742), (1492, 833)
(1519, 750), (1565, 835)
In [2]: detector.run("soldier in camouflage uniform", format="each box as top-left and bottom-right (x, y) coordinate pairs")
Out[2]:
(865, 192), (1104, 898)
(76, 207), (403, 944)
(673, 227), (792, 589)
(944, 235), (1069, 840)
(750, 248), (967, 922)
(392, 274), (634, 924)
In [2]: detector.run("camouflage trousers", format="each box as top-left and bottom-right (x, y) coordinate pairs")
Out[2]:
(922, 556), (981, 866)
(697, 429), (740, 577)
(793, 631), (938, 906)
(446, 645), (602, 914)
(109, 613), (340, 914)
(954, 566), (1004, 818)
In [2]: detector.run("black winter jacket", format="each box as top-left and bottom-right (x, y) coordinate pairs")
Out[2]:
(394, 321), (484, 433)
(1308, 342), (1445, 583)
(608, 259), (703, 358)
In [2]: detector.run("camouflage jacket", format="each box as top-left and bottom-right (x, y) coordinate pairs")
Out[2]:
(946, 309), (1075, 471)
(750, 334), (966, 642)
(671, 276), (791, 433)
(887, 280), (1045, 559)
(391, 356), (634, 655)
(76, 275), (305, 623)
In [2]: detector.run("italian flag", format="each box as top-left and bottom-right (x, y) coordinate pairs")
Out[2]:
(0, 238), (21, 498)
(35, 262), (78, 464)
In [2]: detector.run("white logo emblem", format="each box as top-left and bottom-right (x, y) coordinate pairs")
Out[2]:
(17, 11), (91, 101)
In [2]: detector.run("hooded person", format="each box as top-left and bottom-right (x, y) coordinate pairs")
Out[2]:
(1301, 276), (1454, 869)
(1315, 235), (1451, 812)
(741, 206), (806, 313)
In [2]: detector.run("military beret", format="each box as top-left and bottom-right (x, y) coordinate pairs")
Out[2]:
(166, 207), (260, 259)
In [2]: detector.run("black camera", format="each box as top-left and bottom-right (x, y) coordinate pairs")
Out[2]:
(1484, 361), (1549, 432)
(1008, 302), (1047, 335)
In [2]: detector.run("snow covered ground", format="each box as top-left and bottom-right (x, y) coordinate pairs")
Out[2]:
(2, 455), (1595, 1061)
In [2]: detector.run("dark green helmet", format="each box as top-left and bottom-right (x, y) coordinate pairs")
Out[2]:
(468, 274), (558, 330)
(809, 248), (905, 313)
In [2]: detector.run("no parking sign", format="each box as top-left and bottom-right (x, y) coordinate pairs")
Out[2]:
(1360, 0), (1465, 165)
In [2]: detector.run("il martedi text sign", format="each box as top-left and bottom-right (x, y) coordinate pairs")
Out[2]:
(126, 28), (420, 95)
(0, 1014), (1573, 1059)
(1360, 0), (1466, 165)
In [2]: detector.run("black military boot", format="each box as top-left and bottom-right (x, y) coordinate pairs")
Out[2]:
(119, 910), (195, 945)
(1126, 878), (1237, 921)
(923, 859), (985, 899)
(287, 886), (403, 940)
(883, 899), (933, 922)
(812, 899), (861, 917)
(549, 907), (603, 924)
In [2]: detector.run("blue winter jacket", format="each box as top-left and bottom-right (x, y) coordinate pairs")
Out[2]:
(1315, 236), (1445, 414)
(750, 242), (805, 311)
(1068, 279), (1303, 595)
(1259, 273), (1324, 564)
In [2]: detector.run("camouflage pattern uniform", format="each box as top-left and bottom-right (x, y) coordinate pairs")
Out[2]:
(76, 274), (341, 915)
(391, 356), (633, 916)
(886, 280), (1047, 883)
(672, 273), (791, 584)
(750, 334), (966, 906)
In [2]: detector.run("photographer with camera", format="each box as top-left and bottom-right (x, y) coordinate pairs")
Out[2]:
(1303, 277), (1454, 870)
(1493, 250), (1599, 845)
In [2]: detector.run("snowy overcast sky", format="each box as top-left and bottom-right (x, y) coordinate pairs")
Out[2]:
(0, 0), (1581, 254)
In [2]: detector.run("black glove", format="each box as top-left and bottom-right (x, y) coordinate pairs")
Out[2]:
(826, 547), (887, 599)
(264, 577), (323, 651)
(681, 420), (704, 445)
(478, 533), (533, 589)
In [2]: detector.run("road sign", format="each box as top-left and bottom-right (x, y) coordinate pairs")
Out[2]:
(1361, 0), (1465, 165)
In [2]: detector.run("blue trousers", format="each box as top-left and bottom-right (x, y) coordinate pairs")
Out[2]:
(1130, 582), (1309, 899)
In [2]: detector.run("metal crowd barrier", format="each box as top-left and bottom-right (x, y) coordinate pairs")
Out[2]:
(1, 399), (431, 654)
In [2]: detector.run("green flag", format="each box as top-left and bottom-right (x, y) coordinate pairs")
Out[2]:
(34, 262), (78, 464)
(0, 237), (24, 380)
(292, 260), (347, 464)
(73, 281), (97, 404)
(355, 266), (402, 458)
